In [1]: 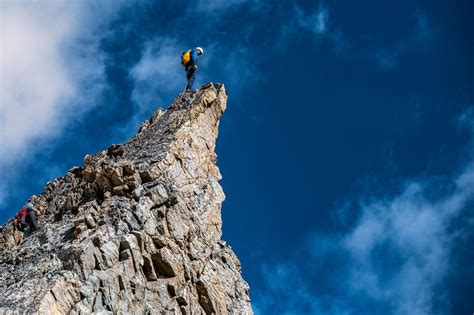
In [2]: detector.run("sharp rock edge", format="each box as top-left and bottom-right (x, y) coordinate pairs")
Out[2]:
(0, 83), (253, 314)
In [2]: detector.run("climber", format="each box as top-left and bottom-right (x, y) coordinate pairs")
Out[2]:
(16, 203), (38, 236)
(181, 47), (203, 92)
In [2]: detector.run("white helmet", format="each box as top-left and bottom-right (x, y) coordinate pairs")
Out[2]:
(196, 47), (204, 55)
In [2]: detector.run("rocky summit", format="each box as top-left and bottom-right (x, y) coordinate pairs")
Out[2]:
(0, 84), (252, 314)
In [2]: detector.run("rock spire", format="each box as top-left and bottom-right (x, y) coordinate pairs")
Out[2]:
(0, 83), (253, 314)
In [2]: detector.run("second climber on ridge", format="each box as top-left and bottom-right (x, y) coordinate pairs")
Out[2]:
(181, 47), (203, 92)
(16, 203), (38, 236)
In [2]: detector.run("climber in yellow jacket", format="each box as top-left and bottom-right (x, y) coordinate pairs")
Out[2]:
(181, 47), (203, 92)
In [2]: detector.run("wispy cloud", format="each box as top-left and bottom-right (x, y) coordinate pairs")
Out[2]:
(414, 13), (434, 42)
(458, 107), (474, 132)
(254, 108), (474, 315)
(255, 261), (351, 315)
(374, 13), (434, 70)
(0, 1), (129, 205)
(343, 168), (473, 314)
(295, 4), (329, 35)
(204, 44), (260, 95)
(193, 0), (256, 12)
(278, 3), (348, 55)
(129, 37), (183, 120)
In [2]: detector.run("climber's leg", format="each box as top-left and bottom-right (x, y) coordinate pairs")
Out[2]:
(185, 67), (195, 91)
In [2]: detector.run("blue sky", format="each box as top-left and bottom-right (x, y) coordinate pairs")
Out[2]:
(1, 1), (473, 314)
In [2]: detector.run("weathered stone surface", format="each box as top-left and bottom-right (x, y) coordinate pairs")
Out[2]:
(151, 247), (178, 277)
(0, 84), (252, 314)
(100, 241), (119, 268)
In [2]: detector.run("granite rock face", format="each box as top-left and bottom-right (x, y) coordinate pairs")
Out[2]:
(0, 84), (252, 314)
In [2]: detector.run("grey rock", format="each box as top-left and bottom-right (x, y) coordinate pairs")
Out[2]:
(145, 181), (169, 206)
(0, 83), (252, 314)
(100, 241), (119, 268)
(151, 247), (178, 278)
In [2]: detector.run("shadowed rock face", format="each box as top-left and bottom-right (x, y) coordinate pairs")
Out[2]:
(0, 83), (253, 314)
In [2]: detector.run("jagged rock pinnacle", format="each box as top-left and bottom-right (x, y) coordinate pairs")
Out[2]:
(0, 83), (253, 314)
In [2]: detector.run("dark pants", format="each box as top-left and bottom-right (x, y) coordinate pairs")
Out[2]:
(25, 211), (38, 233)
(185, 65), (196, 91)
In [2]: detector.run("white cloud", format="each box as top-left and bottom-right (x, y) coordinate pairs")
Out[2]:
(0, 1), (128, 204)
(254, 108), (474, 315)
(343, 170), (473, 314)
(295, 4), (329, 35)
(129, 37), (183, 120)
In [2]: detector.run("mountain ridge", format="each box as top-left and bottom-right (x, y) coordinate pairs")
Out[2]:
(0, 83), (253, 314)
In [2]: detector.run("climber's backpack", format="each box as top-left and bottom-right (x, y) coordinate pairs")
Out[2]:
(181, 50), (191, 67)
(16, 208), (28, 228)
